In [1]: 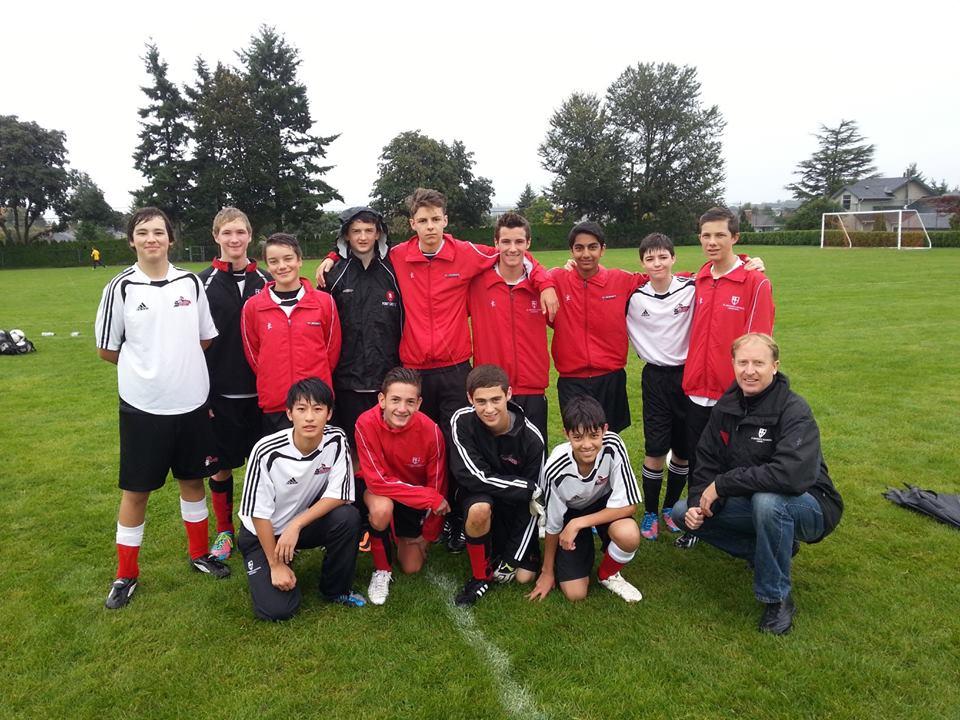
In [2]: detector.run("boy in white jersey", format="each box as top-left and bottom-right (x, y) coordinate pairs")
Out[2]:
(238, 378), (365, 620)
(96, 207), (228, 610)
(529, 396), (643, 603)
(626, 233), (693, 541)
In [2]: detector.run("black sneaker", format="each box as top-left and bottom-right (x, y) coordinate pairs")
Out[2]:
(674, 532), (699, 550)
(190, 554), (231, 578)
(437, 518), (453, 545)
(455, 577), (490, 607)
(491, 560), (517, 584)
(446, 518), (466, 554)
(758, 594), (796, 635)
(105, 577), (138, 609)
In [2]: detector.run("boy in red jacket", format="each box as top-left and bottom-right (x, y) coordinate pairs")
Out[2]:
(241, 234), (341, 434)
(354, 367), (449, 605)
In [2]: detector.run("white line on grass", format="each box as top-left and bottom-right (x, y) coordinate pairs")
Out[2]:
(427, 571), (549, 720)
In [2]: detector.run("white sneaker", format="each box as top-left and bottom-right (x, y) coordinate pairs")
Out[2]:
(599, 572), (643, 603)
(368, 569), (392, 606)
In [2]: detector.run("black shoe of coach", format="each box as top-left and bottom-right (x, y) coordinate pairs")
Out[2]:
(758, 594), (796, 635)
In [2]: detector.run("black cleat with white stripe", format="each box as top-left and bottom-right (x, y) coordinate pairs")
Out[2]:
(190, 554), (231, 578)
(105, 577), (138, 609)
(455, 577), (490, 607)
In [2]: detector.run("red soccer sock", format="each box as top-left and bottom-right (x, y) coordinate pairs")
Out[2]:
(181, 497), (209, 560)
(370, 531), (393, 572)
(598, 550), (626, 581)
(116, 544), (141, 579)
(466, 533), (490, 581)
(208, 476), (234, 534)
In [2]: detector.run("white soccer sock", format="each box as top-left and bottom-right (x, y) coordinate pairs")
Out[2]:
(116, 522), (145, 547)
(179, 497), (208, 523)
(607, 539), (635, 564)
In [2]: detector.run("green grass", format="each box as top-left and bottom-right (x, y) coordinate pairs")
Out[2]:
(2, 247), (959, 719)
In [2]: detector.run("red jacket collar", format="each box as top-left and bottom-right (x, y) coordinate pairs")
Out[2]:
(211, 257), (258, 273)
(482, 262), (533, 290)
(402, 233), (456, 263)
(695, 258), (749, 283)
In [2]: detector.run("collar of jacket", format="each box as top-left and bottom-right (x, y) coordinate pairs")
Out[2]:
(402, 233), (457, 263)
(211, 257), (258, 273)
(257, 278), (320, 310)
(694, 254), (757, 283)
(715, 371), (791, 420)
(575, 265), (610, 287)
(373, 406), (421, 435)
(482, 262), (533, 290)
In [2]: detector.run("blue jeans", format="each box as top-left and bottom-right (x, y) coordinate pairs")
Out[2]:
(672, 493), (824, 603)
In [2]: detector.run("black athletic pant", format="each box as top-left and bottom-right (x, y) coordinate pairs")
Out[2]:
(684, 399), (715, 480)
(512, 393), (548, 448)
(418, 361), (472, 511)
(238, 504), (361, 621)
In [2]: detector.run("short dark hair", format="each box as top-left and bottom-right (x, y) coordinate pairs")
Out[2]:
(286, 377), (334, 410)
(406, 188), (447, 215)
(349, 211), (381, 228)
(698, 207), (739, 235)
(561, 396), (607, 433)
(568, 221), (605, 248)
(495, 212), (531, 241)
(639, 232), (675, 258)
(466, 364), (510, 396)
(127, 207), (174, 245)
(381, 367), (422, 395)
(264, 233), (302, 260)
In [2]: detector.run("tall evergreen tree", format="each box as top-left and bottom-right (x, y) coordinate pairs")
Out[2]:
(787, 120), (876, 200)
(132, 43), (190, 231)
(239, 26), (340, 233)
(515, 183), (536, 215)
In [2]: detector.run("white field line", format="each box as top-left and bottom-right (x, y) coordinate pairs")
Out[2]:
(427, 571), (549, 720)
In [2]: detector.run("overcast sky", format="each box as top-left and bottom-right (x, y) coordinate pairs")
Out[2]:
(9, 0), (959, 213)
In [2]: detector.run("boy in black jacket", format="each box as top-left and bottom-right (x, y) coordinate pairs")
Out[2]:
(449, 365), (546, 606)
(198, 207), (271, 560)
(672, 333), (843, 635)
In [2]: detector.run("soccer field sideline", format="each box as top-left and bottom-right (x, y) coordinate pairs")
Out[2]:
(1, 246), (959, 719)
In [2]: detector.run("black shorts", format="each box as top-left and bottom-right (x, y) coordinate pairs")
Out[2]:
(210, 395), (262, 469)
(392, 503), (429, 539)
(418, 361), (472, 431)
(512, 393), (548, 448)
(118, 404), (219, 491)
(640, 364), (688, 458)
(684, 398), (714, 475)
(554, 496), (613, 582)
(262, 410), (293, 437)
(332, 388), (379, 448)
(557, 369), (630, 433)
(461, 493), (540, 571)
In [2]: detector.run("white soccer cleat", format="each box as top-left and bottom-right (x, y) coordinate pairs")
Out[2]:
(367, 569), (392, 606)
(599, 572), (643, 603)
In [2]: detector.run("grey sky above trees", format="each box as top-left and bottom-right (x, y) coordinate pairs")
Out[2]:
(7, 1), (959, 214)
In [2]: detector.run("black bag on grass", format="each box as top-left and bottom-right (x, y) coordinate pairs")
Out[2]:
(883, 484), (960, 529)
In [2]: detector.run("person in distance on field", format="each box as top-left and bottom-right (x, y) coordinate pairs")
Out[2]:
(238, 378), (365, 620)
(198, 207), (272, 562)
(529, 396), (643, 604)
(449, 364), (546, 607)
(96, 207), (228, 610)
(354, 367), (449, 605)
(672, 334), (843, 635)
(241, 233), (341, 435)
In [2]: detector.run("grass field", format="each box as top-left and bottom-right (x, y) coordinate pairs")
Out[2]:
(2, 246), (959, 720)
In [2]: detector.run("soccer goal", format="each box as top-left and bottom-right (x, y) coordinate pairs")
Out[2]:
(820, 209), (932, 249)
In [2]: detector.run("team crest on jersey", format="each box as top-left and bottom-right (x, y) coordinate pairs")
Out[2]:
(409, 456), (423, 467)
(317, 463), (331, 474)
(500, 454), (519, 466)
(751, 428), (773, 444)
(174, 296), (192, 307)
(386, 290), (396, 302)
(595, 474), (609, 486)
(673, 302), (690, 315)
(730, 295), (740, 305)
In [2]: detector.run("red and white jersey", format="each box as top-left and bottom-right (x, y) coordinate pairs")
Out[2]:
(239, 425), (353, 535)
(548, 266), (642, 377)
(388, 234), (553, 370)
(468, 262), (549, 395)
(682, 261), (775, 402)
(95, 263), (217, 414)
(626, 274), (696, 367)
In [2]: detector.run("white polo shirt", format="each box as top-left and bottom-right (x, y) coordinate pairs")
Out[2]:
(239, 426), (354, 535)
(95, 263), (218, 415)
(626, 275), (696, 367)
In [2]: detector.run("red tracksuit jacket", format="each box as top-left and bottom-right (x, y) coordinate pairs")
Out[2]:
(240, 278), (342, 413)
(354, 406), (448, 542)
(468, 264), (549, 395)
(549, 266), (642, 377)
(682, 261), (775, 401)
(388, 234), (553, 369)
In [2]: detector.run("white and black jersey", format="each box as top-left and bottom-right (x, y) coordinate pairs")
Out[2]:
(542, 432), (642, 535)
(239, 426), (354, 535)
(95, 263), (218, 414)
(626, 275), (696, 367)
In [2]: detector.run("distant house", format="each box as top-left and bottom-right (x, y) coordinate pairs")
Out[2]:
(906, 195), (958, 230)
(830, 176), (935, 212)
(736, 201), (801, 232)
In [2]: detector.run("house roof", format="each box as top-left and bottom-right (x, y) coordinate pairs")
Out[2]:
(833, 176), (935, 201)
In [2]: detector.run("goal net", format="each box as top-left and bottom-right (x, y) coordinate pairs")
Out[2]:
(820, 210), (932, 249)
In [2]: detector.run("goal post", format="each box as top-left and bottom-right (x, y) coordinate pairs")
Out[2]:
(820, 210), (932, 250)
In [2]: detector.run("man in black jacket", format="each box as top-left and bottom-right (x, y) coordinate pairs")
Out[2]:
(671, 333), (843, 635)
(323, 206), (403, 444)
(449, 365), (546, 606)
(199, 207), (271, 561)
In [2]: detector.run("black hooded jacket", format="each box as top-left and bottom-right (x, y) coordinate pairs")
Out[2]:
(688, 372), (843, 541)
(323, 207), (403, 392)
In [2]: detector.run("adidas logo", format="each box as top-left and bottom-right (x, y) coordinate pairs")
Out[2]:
(136, 302), (149, 311)
(286, 477), (298, 485)
(640, 309), (650, 317)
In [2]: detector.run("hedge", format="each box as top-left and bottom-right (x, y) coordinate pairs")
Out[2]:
(4, 228), (959, 269)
